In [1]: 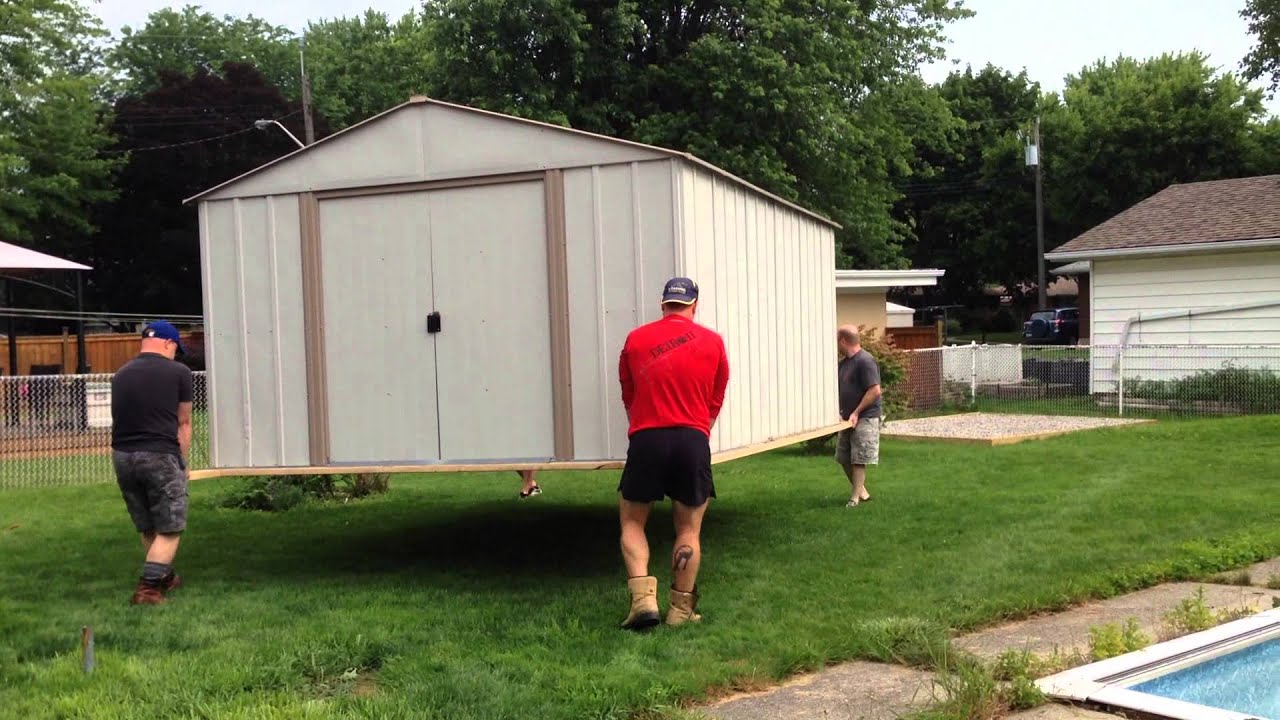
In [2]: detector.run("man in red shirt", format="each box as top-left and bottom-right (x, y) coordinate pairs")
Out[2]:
(616, 277), (729, 630)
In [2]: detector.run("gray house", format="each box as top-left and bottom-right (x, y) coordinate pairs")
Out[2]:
(187, 96), (840, 472)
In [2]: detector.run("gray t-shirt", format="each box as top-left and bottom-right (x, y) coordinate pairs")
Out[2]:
(838, 350), (881, 420)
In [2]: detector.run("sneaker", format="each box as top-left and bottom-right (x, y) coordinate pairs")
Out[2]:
(130, 583), (165, 605)
(519, 484), (542, 499)
(160, 572), (182, 593)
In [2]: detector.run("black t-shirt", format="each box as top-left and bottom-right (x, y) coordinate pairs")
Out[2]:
(111, 353), (194, 455)
(838, 350), (882, 420)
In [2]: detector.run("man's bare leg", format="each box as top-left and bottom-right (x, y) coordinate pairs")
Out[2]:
(842, 464), (870, 504)
(671, 500), (708, 592)
(139, 532), (156, 553)
(619, 499), (652, 578)
(146, 533), (181, 565)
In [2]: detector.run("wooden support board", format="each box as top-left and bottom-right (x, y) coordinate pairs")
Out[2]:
(188, 423), (848, 481)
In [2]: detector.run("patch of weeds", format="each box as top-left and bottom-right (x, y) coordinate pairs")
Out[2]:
(858, 617), (956, 668)
(1267, 574), (1280, 590)
(1160, 587), (1254, 640)
(905, 646), (1048, 720)
(222, 473), (390, 512)
(1089, 618), (1150, 661)
(990, 649), (1047, 711)
(291, 634), (391, 699)
(1207, 570), (1252, 586)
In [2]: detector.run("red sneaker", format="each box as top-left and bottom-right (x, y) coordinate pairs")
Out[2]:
(131, 583), (165, 605)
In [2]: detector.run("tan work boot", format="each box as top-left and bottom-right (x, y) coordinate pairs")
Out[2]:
(621, 576), (660, 631)
(666, 585), (702, 626)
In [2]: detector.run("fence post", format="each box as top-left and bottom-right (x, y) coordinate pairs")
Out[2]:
(970, 341), (978, 406)
(1117, 344), (1126, 417)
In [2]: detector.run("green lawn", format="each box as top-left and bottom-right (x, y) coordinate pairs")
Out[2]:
(3, 417), (1279, 719)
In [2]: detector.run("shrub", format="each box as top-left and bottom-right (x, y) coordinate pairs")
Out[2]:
(1088, 618), (1150, 660)
(944, 318), (964, 337)
(222, 473), (389, 512)
(991, 307), (1018, 332)
(1128, 364), (1280, 414)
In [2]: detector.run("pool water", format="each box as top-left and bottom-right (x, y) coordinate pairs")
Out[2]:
(1133, 637), (1280, 720)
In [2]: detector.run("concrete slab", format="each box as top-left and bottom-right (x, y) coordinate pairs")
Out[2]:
(1008, 705), (1118, 719)
(706, 662), (936, 720)
(956, 582), (1280, 660)
(1244, 557), (1280, 587)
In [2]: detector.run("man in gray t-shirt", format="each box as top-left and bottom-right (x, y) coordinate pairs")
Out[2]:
(835, 325), (882, 508)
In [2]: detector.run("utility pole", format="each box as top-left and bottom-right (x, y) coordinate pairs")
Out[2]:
(300, 33), (316, 145)
(1034, 114), (1044, 308)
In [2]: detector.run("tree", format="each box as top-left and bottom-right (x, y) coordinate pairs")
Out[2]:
(1242, 0), (1280, 94)
(1043, 52), (1276, 247)
(108, 6), (299, 99)
(91, 62), (323, 313)
(422, 0), (972, 268)
(897, 65), (1042, 304)
(0, 0), (118, 249)
(303, 10), (433, 129)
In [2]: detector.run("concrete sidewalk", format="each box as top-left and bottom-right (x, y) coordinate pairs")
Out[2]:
(705, 573), (1280, 720)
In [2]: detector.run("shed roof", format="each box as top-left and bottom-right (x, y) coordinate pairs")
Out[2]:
(185, 96), (839, 229)
(1048, 175), (1280, 259)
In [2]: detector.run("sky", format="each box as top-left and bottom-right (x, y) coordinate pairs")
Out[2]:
(91, 0), (1274, 109)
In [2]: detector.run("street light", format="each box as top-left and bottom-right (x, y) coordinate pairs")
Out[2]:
(254, 119), (305, 149)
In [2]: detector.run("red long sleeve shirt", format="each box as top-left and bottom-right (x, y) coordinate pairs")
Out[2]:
(618, 314), (730, 438)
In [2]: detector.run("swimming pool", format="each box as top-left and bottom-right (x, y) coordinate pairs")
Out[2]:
(1039, 608), (1280, 720)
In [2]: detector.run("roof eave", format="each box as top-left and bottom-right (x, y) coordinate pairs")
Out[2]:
(1046, 237), (1280, 262)
(835, 269), (945, 290)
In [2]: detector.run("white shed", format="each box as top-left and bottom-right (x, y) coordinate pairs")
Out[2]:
(185, 96), (840, 474)
(1046, 175), (1280, 393)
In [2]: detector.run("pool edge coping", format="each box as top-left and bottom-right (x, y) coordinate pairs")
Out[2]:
(1037, 608), (1280, 720)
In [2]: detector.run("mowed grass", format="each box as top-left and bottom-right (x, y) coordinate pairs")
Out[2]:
(2, 417), (1279, 719)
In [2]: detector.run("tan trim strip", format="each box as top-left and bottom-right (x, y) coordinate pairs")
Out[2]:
(315, 171), (545, 200)
(544, 169), (574, 460)
(297, 193), (331, 464)
(189, 424), (855, 480)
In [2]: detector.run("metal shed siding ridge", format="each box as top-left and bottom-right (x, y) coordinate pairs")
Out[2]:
(678, 164), (837, 455)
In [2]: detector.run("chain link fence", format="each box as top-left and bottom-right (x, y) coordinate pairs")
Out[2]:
(0, 372), (208, 490)
(899, 344), (1280, 418)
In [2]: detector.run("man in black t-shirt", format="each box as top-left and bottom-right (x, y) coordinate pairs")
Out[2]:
(111, 320), (193, 605)
(836, 325), (882, 509)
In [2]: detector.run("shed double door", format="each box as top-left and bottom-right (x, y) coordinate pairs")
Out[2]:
(318, 180), (556, 463)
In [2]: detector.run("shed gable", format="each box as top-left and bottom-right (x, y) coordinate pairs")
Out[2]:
(196, 101), (671, 201)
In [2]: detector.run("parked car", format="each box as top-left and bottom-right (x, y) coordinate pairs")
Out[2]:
(1023, 307), (1080, 345)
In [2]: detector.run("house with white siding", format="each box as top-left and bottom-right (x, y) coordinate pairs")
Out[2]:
(1045, 175), (1280, 392)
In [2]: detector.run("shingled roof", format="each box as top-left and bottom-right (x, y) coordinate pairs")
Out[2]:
(1049, 174), (1280, 257)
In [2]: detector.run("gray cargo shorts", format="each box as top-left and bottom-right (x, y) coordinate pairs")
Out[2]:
(835, 417), (881, 467)
(113, 451), (188, 534)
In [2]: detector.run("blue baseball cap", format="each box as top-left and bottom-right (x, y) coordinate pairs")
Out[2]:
(142, 320), (185, 354)
(662, 277), (699, 305)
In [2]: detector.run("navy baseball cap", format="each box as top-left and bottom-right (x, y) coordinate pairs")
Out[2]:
(142, 320), (185, 354)
(661, 277), (699, 305)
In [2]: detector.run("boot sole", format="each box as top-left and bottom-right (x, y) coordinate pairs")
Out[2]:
(621, 612), (661, 631)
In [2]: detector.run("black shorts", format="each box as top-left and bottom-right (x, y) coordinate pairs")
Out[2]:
(618, 427), (715, 507)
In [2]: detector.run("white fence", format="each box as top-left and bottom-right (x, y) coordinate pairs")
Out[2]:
(904, 343), (1280, 417)
(0, 372), (209, 490)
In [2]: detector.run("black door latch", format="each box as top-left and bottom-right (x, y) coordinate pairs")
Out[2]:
(427, 311), (442, 334)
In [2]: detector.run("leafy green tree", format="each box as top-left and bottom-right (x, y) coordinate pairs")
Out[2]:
(1042, 52), (1275, 247)
(93, 63), (321, 313)
(1242, 0), (1280, 94)
(108, 6), (300, 99)
(303, 10), (433, 129)
(0, 0), (118, 248)
(422, 0), (972, 268)
(898, 65), (1041, 303)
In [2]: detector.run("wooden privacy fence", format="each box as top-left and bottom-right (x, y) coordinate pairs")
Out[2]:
(885, 324), (942, 350)
(0, 332), (201, 376)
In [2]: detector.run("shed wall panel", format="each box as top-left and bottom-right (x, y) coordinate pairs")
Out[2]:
(562, 160), (678, 460)
(678, 165), (837, 453)
(202, 198), (311, 469)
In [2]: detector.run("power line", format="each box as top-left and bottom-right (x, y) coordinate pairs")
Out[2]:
(102, 111), (300, 153)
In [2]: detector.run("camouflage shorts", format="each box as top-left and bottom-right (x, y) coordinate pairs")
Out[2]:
(113, 451), (188, 534)
(835, 417), (881, 467)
